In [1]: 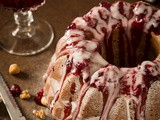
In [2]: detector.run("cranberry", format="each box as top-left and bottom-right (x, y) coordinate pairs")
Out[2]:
(10, 84), (21, 97)
(66, 60), (72, 74)
(102, 27), (107, 34)
(74, 62), (86, 75)
(34, 89), (43, 105)
(98, 72), (104, 77)
(67, 23), (76, 30)
(99, 2), (111, 9)
(70, 83), (76, 94)
(63, 102), (72, 119)
(37, 89), (43, 96)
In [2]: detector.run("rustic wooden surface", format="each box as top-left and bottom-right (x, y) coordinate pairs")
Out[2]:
(0, 0), (159, 120)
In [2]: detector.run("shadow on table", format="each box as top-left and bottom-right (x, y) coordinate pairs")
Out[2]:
(13, 71), (30, 80)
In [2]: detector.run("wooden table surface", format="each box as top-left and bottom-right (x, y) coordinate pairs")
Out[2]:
(0, 0), (160, 120)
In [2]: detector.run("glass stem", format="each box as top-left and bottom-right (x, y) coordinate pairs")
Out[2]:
(12, 11), (35, 39)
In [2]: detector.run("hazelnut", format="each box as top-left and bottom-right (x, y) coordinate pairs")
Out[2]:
(9, 64), (20, 75)
(20, 90), (31, 99)
(33, 109), (46, 119)
(41, 97), (47, 106)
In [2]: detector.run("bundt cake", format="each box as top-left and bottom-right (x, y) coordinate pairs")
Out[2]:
(43, 1), (160, 120)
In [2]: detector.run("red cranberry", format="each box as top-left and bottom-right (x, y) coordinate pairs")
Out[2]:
(37, 89), (43, 96)
(66, 60), (72, 74)
(67, 23), (76, 30)
(102, 27), (107, 34)
(63, 102), (72, 119)
(34, 89), (43, 105)
(118, 1), (125, 15)
(99, 2), (111, 9)
(10, 84), (21, 97)
(70, 82), (76, 94)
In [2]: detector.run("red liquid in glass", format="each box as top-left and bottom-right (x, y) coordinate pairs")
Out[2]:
(0, 0), (45, 11)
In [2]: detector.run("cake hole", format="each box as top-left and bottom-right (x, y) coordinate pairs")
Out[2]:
(101, 26), (157, 67)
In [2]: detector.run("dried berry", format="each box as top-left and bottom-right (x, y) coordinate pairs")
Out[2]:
(10, 84), (21, 97)
(37, 89), (43, 97)
(34, 89), (43, 105)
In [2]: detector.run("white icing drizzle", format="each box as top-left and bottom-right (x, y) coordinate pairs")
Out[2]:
(110, 2), (129, 28)
(86, 7), (108, 37)
(90, 66), (123, 120)
(133, 2), (153, 19)
(72, 17), (103, 40)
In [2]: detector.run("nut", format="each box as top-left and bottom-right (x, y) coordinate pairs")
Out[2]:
(41, 97), (47, 106)
(39, 109), (46, 119)
(9, 64), (20, 75)
(20, 90), (31, 99)
(33, 109), (46, 119)
(33, 110), (39, 117)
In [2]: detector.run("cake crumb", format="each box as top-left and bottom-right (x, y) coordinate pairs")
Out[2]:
(20, 90), (31, 99)
(9, 64), (20, 75)
(33, 109), (46, 119)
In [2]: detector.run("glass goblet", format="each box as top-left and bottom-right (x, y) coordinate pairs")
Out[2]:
(0, 0), (54, 56)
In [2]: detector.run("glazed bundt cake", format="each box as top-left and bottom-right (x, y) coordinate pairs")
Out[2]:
(43, 1), (160, 120)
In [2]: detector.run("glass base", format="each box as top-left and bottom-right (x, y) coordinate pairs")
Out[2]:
(0, 18), (54, 56)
